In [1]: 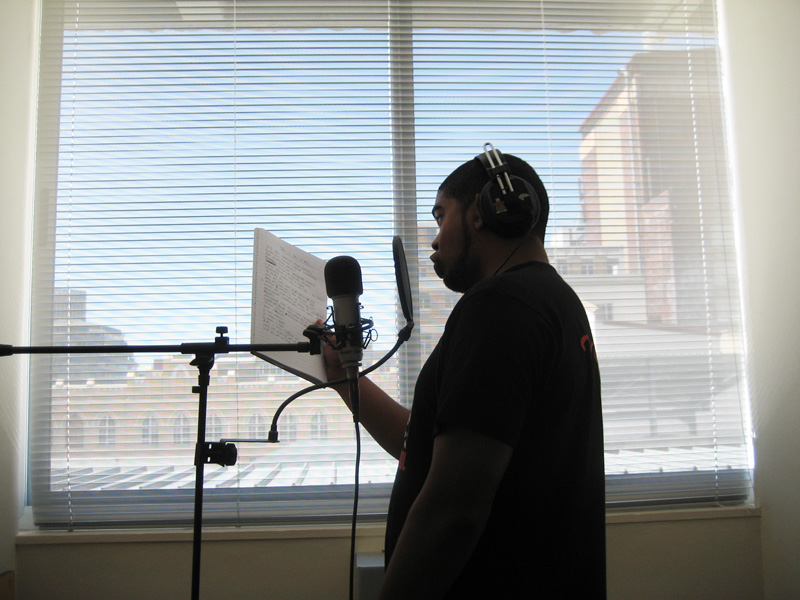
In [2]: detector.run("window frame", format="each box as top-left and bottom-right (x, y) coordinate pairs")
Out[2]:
(29, 0), (752, 529)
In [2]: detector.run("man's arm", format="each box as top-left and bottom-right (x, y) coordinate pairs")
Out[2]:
(322, 341), (409, 460)
(379, 426), (513, 600)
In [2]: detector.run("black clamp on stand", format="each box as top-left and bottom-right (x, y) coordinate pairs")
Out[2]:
(192, 328), (238, 466)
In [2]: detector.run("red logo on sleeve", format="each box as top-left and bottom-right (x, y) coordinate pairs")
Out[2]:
(581, 334), (598, 363)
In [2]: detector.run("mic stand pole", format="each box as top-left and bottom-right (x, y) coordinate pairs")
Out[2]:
(189, 345), (218, 600)
(1, 325), (322, 600)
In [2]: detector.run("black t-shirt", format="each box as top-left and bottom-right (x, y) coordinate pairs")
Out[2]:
(385, 261), (606, 599)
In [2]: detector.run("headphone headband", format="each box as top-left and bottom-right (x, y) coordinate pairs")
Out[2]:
(475, 142), (540, 238)
(477, 143), (514, 194)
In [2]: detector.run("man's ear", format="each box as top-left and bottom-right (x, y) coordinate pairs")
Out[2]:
(470, 193), (486, 231)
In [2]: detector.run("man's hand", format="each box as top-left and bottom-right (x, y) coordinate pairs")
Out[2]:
(315, 318), (348, 387)
(315, 319), (409, 459)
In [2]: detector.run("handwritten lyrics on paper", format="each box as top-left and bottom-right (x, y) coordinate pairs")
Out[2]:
(250, 228), (327, 383)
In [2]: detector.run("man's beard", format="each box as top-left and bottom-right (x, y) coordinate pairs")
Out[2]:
(435, 220), (482, 293)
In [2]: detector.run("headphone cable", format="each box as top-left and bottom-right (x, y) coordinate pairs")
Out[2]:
(491, 223), (535, 278)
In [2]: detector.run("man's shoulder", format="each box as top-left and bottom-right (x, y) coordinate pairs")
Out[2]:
(463, 261), (571, 306)
(446, 261), (589, 344)
(444, 263), (557, 336)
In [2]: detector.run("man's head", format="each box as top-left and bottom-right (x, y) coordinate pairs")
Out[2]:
(437, 151), (549, 243)
(430, 150), (550, 293)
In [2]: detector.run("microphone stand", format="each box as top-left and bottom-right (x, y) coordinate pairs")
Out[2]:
(1, 325), (322, 600)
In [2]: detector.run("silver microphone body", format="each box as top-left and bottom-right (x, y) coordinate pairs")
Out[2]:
(324, 256), (364, 378)
(330, 293), (363, 373)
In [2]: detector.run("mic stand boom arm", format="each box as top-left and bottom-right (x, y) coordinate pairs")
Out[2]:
(1, 325), (322, 600)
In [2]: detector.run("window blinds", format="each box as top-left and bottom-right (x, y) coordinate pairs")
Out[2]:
(31, 0), (751, 528)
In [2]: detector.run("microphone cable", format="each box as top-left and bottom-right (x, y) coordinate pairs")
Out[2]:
(266, 322), (413, 600)
(267, 322), (409, 438)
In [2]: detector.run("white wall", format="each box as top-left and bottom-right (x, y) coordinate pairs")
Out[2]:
(2, 0), (799, 599)
(13, 513), (765, 600)
(718, 0), (800, 597)
(0, 0), (37, 582)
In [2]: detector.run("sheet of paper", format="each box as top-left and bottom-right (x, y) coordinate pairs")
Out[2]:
(250, 228), (327, 384)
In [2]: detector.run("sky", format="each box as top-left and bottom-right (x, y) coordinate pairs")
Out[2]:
(52, 26), (678, 347)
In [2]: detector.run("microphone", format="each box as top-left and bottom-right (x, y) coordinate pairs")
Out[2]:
(324, 256), (364, 380)
(324, 256), (366, 600)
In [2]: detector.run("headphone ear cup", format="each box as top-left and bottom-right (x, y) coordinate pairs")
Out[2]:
(478, 174), (540, 238)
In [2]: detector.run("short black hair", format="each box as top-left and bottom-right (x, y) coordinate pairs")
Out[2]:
(438, 153), (550, 242)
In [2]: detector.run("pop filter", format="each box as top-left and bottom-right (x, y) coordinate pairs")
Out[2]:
(392, 236), (414, 325)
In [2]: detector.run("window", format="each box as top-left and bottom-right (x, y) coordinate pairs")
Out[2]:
(141, 414), (160, 445)
(206, 414), (224, 444)
(281, 413), (298, 443)
(310, 413), (329, 441)
(97, 416), (116, 448)
(247, 414), (267, 440)
(30, 0), (751, 528)
(172, 413), (192, 445)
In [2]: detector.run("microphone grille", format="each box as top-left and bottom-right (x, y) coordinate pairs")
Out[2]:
(324, 256), (363, 298)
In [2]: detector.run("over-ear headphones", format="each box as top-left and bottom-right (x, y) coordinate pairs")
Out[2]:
(475, 143), (540, 238)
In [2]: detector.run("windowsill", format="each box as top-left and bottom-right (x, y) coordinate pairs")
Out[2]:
(17, 505), (760, 546)
(606, 504), (760, 524)
(16, 520), (387, 545)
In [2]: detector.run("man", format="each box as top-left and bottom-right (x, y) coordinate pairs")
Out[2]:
(324, 146), (606, 599)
